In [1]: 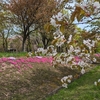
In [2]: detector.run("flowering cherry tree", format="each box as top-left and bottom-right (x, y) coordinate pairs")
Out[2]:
(34, 0), (100, 88)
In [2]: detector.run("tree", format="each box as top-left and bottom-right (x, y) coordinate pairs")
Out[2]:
(6, 0), (58, 51)
(0, 1), (14, 51)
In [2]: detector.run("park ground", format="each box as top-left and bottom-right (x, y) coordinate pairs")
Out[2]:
(0, 55), (100, 100)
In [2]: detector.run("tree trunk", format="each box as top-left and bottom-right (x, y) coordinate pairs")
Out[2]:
(27, 35), (31, 52)
(22, 36), (27, 52)
(42, 38), (48, 49)
(2, 39), (5, 51)
(5, 38), (8, 52)
(42, 35), (50, 49)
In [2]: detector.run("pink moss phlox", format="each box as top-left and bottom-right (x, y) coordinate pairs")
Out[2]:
(18, 58), (26, 63)
(8, 60), (17, 65)
(74, 56), (82, 63)
(40, 57), (48, 63)
(1, 57), (8, 62)
(94, 53), (100, 57)
(48, 57), (53, 63)
(0, 56), (54, 72)
(0, 59), (3, 63)
(33, 56), (42, 63)
(16, 59), (22, 63)
(27, 57), (35, 63)
(40, 57), (50, 63)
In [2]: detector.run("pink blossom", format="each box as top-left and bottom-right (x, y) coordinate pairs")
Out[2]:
(16, 59), (21, 63)
(2, 57), (8, 62)
(74, 56), (82, 63)
(0, 59), (3, 63)
(8, 60), (17, 65)
(94, 54), (100, 57)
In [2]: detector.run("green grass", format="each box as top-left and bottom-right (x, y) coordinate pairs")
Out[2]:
(45, 66), (100, 100)
(0, 52), (27, 57)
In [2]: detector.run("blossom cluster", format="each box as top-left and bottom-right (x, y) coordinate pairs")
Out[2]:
(52, 46), (96, 74)
(61, 75), (73, 88)
(76, 0), (100, 15)
(35, 45), (57, 57)
(50, 12), (64, 27)
(83, 39), (96, 53)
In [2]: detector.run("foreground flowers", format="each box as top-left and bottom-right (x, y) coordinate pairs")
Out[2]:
(61, 75), (73, 88)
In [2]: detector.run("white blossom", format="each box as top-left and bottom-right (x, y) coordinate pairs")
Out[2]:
(75, 3), (81, 7)
(94, 81), (97, 86)
(67, 79), (71, 83)
(93, 1), (100, 8)
(83, 39), (96, 52)
(67, 35), (72, 44)
(98, 79), (100, 82)
(93, 58), (97, 62)
(68, 75), (73, 79)
(68, 45), (74, 54)
(74, 46), (81, 54)
(62, 83), (68, 88)
(66, 56), (74, 63)
(56, 12), (63, 21)
(96, 35), (100, 41)
(81, 68), (85, 74)
(56, 59), (61, 63)
(61, 76), (68, 83)
(53, 29), (63, 36)
(36, 56), (42, 58)
(37, 48), (44, 52)
(42, 49), (47, 55)
(78, 61), (85, 68)
(28, 52), (33, 57)
(52, 15), (56, 19)
(8, 57), (16, 60)
(50, 18), (57, 27)
(80, 1), (87, 10)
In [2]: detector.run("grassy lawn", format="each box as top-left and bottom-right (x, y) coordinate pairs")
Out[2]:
(0, 52), (27, 57)
(45, 66), (100, 100)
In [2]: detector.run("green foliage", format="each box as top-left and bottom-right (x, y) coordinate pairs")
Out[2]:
(95, 42), (100, 53)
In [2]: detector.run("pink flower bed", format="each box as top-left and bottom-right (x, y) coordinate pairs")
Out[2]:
(0, 54), (99, 72)
(0, 56), (53, 72)
(94, 54), (100, 57)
